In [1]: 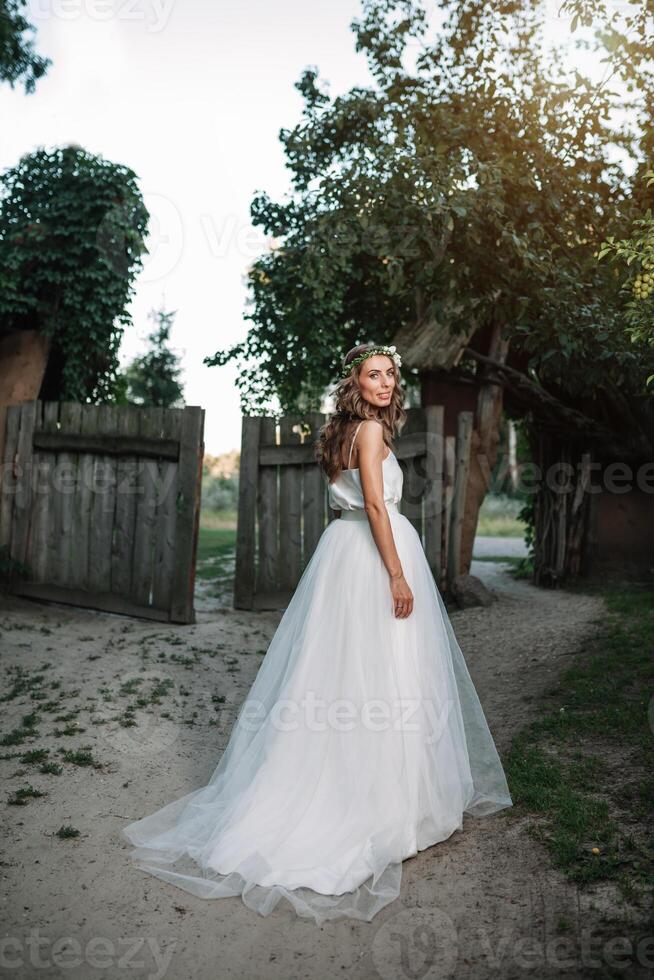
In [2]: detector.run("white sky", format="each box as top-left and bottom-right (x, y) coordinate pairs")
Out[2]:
(1, 0), (627, 454)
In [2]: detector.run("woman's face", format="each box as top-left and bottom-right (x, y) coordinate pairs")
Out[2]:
(357, 354), (395, 409)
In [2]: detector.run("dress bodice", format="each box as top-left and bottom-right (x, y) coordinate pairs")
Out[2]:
(327, 451), (403, 512)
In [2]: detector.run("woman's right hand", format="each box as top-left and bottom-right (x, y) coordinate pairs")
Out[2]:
(390, 573), (413, 619)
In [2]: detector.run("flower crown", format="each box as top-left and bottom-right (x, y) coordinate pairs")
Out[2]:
(341, 345), (402, 378)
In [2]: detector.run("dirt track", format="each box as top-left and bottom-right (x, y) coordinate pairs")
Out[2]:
(0, 558), (618, 979)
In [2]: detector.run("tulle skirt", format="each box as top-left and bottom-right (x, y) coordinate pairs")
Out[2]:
(121, 505), (512, 924)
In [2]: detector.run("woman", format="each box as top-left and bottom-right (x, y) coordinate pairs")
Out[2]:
(122, 342), (512, 924)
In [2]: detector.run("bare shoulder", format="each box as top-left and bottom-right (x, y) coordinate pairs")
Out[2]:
(356, 419), (385, 452)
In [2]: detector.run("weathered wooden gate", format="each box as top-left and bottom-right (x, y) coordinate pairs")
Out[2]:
(234, 406), (473, 610)
(0, 400), (204, 623)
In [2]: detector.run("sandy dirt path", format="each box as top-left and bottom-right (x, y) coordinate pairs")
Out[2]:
(0, 559), (615, 979)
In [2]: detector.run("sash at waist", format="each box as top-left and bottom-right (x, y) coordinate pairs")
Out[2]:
(339, 502), (399, 521)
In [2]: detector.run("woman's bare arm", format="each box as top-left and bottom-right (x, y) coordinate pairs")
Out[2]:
(356, 421), (413, 617)
(355, 421), (403, 577)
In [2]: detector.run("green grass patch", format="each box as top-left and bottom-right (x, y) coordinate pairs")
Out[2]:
(168, 652), (200, 668)
(506, 587), (654, 905)
(475, 494), (527, 538)
(19, 748), (49, 765)
(59, 747), (99, 768)
(117, 711), (137, 728)
(195, 527), (236, 581)
(119, 678), (143, 696)
(39, 761), (63, 775)
(1, 665), (49, 703)
(56, 825), (80, 839)
(8, 785), (46, 805)
(150, 677), (174, 702)
(0, 728), (29, 747)
(199, 509), (237, 531)
(0, 712), (41, 746)
(52, 723), (86, 737)
(53, 710), (80, 723)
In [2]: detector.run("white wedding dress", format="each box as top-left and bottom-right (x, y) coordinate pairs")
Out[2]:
(122, 425), (512, 924)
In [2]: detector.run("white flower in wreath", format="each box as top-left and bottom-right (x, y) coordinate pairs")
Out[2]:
(386, 346), (402, 369)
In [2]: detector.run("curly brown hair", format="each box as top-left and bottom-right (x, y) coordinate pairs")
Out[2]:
(315, 343), (407, 482)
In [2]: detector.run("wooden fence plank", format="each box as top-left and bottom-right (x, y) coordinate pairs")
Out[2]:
(83, 404), (104, 591)
(424, 404), (444, 583)
(41, 403), (62, 584)
(57, 402), (82, 586)
(131, 407), (163, 606)
(152, 408), (183, 610)
(110, 404), (140, 597)
(11, 580), (175, 623)
(278, 416), (302, 589)
(72, 405), (96, 590)
(447, 411), (473, 584)
(442, 435), (456, 588)
(169, 406), (204, 623)
(26, 401), (50, 583)
(0, 405), (21, 551)
(32, 431), (179, 459)
(302, 411), (325, 568)
(88, 405), (119, 594)
(234, 415), (261, 610)
(45, 401), (66, 583)
(11, 401), (37, 565)
(259, 430), (431, 466)
(256, 416), (278, 594)
(568, 450), (592, 577)
(325, 421), (339, 525)
(102, 404), (120, 589)
(399, 407), (424, 539)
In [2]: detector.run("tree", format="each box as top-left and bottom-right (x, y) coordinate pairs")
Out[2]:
(204, 0), (654, 589)
(205, 0), (653, 431)
(0, 144), (149, 402)
(122, 305), (185, 408)
(0, 0), (50, 93)
(560, 0), (654, 368)
(597, 169), (654, 364)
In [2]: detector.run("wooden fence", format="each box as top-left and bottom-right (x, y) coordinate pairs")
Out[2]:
(234, 406), (473, 610)
(0, 400), (205, 623)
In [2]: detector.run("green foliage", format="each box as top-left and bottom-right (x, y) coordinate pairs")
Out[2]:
(56, 825), (80, 839)
(596, 171), (654, 379)
(475, 493), (526, 538)
(560, 0), (654, 74)
(121, 305), (185, 407)
(7, 784), (46, 805)
(0, 0), (50, 93)
(0, 145), (149, 402)
(205, 0), (654, 423)
(201, 471), (239, 511)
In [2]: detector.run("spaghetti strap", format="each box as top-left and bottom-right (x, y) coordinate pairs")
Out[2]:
(347, 420), (365, 469)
